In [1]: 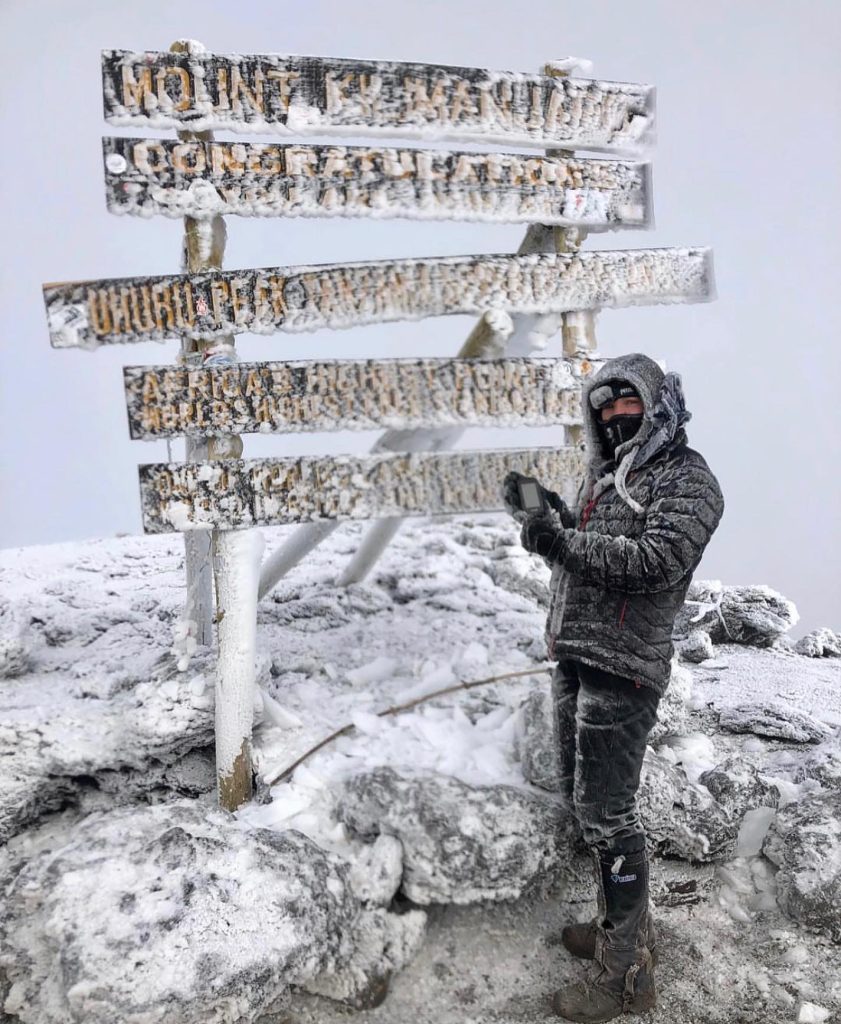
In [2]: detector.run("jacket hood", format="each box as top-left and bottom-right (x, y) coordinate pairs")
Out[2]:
(580, 352), (692, 513)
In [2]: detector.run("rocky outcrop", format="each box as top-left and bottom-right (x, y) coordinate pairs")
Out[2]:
(0, 800), (426, 1024)
(0, 596), (33, 679)
(795, 628), (841, 658)
(675, 580), (798, 647)
(763, 790), (841, 942)
(333, 766), (582, 904)
(717, 701), (833, 744)
(676, 628), (715, 663)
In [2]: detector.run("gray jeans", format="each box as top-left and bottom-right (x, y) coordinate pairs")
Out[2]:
(553, 658), (661, 856)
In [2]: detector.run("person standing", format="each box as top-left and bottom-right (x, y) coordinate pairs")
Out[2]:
(503, 352), (724, 1021)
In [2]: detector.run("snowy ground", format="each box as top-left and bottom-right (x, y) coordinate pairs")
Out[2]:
(1, 514), (840, 1023)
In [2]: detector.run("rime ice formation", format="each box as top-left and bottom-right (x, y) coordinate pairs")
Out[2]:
(1, 516), (840, 1022)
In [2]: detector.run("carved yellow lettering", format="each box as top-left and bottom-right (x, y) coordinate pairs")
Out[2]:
(133, 141), (168, 175)
(265, 70), (299, 113)
(87, 289), (112, 335)
(156, 66), (191, 111)
(325, 72), (353, 115)
(130, 285), (155, 333)
(210, 279), (231, 325)
(171, 143), (206, 174)
(120, 65), (153, 111)
(230, 66), (264, 113)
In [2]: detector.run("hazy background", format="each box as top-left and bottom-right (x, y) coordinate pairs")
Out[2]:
(1, 0), (839, 638)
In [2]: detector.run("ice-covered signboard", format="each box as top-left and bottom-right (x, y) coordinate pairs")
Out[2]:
(123, 356), (581, 439)
(101, 51), (654, 151)
(44, 248), (713, 349)
(102, 137), (651, 226)
(138, 447), (585, 533)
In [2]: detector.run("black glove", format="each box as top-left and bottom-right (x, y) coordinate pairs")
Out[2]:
(520, 512), (569, 562)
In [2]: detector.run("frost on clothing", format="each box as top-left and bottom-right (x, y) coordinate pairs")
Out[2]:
(543, 352), (725, 696)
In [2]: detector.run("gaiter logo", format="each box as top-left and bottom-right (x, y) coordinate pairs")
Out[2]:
(611, 873), (638, 884)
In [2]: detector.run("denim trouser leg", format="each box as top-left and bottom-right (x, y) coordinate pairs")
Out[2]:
(554, 657), (661, 857)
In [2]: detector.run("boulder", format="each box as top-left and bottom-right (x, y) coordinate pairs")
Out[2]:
(0, 799), (426, 1024)
(638, 748), (738, 862)
(0, 596), (33, 679)
(717, 701), (833, 744)
(763, 790), (841, 942)
(795, 628), (841, 658)
(676, 629), (715, 664)
(333, 766), (579, 904)
(675, 581), (798, 647)
(648, 658), (693, 744)
(698, 755), (781, 820)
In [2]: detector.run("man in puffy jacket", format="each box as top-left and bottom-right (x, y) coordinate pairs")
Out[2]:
(503, 352), (724, 1022)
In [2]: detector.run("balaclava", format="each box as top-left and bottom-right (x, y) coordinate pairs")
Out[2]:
(590, 380), (644, 458)
(578, 353), (693, 514)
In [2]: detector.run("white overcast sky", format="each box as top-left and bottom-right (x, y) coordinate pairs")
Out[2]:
(1, 0), (839, 638)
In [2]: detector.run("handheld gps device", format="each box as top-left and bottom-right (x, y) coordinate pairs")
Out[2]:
(517, 476), (545, 514)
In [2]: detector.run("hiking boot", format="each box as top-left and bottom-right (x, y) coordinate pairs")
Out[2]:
(552, 846), (657, 1022)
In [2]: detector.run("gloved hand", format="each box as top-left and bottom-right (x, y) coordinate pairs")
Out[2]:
(502, 471), (571, 524)
(520, 511), (569, 563)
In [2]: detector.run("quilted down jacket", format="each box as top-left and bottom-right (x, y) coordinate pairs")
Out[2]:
(539, 352), (725, 697)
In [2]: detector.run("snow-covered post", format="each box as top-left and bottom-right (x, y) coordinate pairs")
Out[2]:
(545, 59), (601, 450)
(170, 38), (233, 647)
(213, 528), (264, 811)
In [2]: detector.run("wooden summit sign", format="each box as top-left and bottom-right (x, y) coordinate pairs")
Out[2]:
(45, 248), (713, 349)
(124, 356), (581, 439)
(138, 446), (585, 533)
(103, 137), (651, 227)
(102, 51), (654, 152)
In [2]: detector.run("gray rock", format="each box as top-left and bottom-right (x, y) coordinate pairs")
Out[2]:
(675, 581), (798, 647)
(648, 658), (693, 744)
(0, 799), (426, 1024)
(717, 701), (833, 744)
(518, 681), (562, 791)
(639, 748), (738, 862)
(347, 833), (404, 907)
(0, 597), (33, 679)
(778, 743), (841, 792)
(763, 789), (841, 942)
(676, 629), (715, 664)
(485, 550), (551, 608)
(698, 755), (781, 820)
(795, 628), (841, 658)
(334, 766), (578, 904)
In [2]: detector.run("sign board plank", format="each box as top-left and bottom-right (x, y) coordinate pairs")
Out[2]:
(102, 50), (654, 153)
(124, 356), (582, 440)
(45, 248), (713, 350)
(103, 137), (651, 228)
(138, 446), (585, 533)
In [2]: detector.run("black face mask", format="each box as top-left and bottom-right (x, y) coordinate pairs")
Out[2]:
(596, 413), (644, 458)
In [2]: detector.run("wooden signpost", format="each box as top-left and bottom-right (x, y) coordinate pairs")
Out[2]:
(44, 44), (714, 813)
(44, 247), (712, 349)
(103, 136), (651, 227)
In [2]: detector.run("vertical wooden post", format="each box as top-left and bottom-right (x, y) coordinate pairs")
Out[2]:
(171, 38), (227, 648)
(213, 529), (263, 810)
(169, 40), (252, 810)
(544, 60), (601, 450)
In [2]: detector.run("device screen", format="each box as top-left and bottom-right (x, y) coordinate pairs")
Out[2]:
(520, 480), (542, 511)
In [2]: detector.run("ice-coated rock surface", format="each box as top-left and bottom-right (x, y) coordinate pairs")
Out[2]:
(676, 628), (715, 663)
(333, 765), (579, 904)
(795, 628), (841, 658)
(763, 789), (841, 942)
(698, 754), (781, 820)
(0, 596), (32, 679)
(717, 701), (833, 744)
(638, 747), (738, 862)
(675, 580), (798, 647)
(0, 799), (426, 1024)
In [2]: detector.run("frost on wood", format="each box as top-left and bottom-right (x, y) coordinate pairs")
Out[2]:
(101, 50), (654, 153)
(138, 446), (585, 533)
(103, 137), (650, 227)
(44, 248), (714, 349)
(124, 356), (581, 439)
